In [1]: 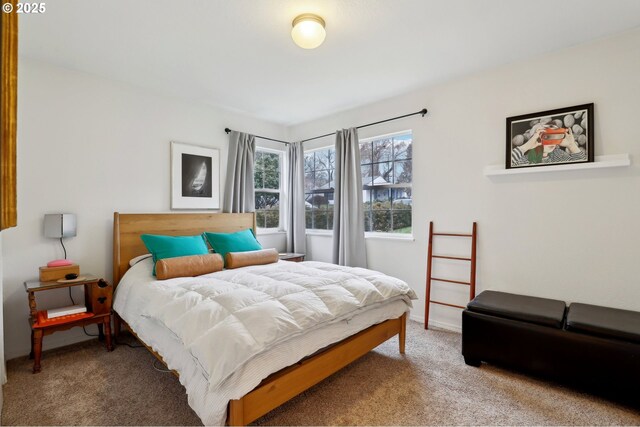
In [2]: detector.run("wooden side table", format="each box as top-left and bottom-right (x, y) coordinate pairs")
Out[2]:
(24, 275), (114, 373)
(279, 253), (305, 262)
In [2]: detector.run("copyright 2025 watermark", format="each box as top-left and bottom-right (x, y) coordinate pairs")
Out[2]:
(2, 2), (47, 13)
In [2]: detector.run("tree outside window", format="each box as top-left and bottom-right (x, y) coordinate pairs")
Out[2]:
(360, 132), (413, 233)
(304, 148), (335, 230)
(254, 150), (282, 229)
(303, 131), (412, 234)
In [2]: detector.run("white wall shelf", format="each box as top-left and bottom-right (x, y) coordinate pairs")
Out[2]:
(484, 154), (631, 176)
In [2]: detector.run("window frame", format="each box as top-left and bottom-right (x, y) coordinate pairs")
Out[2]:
(303, 146), (335, 232)
(359, 130), (413, 237)
(254, 147), (284, 232)
(302, 130), (413, 238)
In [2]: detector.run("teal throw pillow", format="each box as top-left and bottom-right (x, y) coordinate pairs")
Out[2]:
(140, 234), (209, 276)
(203, 229), (262, 263)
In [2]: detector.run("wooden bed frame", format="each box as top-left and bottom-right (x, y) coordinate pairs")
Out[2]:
(112, 212), (407, 426)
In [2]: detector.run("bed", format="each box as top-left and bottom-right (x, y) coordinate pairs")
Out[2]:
(112, 212), (416, 425)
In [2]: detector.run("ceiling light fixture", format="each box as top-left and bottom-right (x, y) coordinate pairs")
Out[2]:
(291, 14), (326, 49)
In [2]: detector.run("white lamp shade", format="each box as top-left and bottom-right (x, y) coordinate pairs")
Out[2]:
(291, 14), (326, 49)
(44, 213), (77, 238)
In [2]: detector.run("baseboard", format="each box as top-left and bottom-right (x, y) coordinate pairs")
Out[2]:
(6, 324), (99, 361)
(409, 314), (461, 333)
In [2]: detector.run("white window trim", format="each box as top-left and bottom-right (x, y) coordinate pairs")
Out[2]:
(255, 147), (285, 232)
(305, 229), (333, 237)
(361, 130), (413, 236)
(303, 145), (335, 232)
(303, 130), (414, 235)
(304, 145), (333, 154)
(256, 229), (287, 236)
(359, 129), (412, 143)
(365, 231), (415, 241)
(304, 230), (414, 240)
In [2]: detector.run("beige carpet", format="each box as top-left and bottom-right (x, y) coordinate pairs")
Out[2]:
(3, 320), (639, 426)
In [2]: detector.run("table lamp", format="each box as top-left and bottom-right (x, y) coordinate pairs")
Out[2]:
(44, 213), (77, 267)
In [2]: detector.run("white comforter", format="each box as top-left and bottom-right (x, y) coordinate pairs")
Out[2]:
(142, 260), (417, 391)
(114, 259), (416, 424)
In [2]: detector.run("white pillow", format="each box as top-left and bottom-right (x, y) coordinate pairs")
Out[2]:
(129, 254), (152, 267)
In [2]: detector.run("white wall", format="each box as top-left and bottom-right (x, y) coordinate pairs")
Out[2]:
(4, 29), (640, 360)
(289, 29), (640, 330)
(2, 59), (287, 359)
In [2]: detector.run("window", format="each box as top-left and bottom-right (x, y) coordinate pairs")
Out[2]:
(254, 149), (282, 229)
(360, 131), (412, 234)
(304, 147), (335, 230)
(303, 131), (413, 234)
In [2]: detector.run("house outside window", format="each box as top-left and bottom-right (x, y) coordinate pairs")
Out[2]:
(360, 131), (412, 234)
(254, 148), (282, 230)
(303, 130), (412, 234)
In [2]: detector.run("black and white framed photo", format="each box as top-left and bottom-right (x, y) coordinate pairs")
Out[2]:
(171, 141), (220, 209)
(506, 103), (594, 169)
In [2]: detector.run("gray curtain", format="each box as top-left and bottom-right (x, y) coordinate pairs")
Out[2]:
(286, 141), (307, 253)
(223, 131), (255, 213)
(332, 128), (367, 267)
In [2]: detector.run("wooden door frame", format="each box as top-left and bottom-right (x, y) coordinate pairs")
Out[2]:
(1, 0), (18, 230)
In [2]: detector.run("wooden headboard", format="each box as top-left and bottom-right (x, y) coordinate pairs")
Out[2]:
(113, 212), (256, 287)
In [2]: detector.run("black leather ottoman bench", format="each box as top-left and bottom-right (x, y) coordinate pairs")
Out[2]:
(462, 290), (640, 399)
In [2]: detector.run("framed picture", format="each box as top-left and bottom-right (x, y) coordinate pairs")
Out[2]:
(171, 141), (220, 209)
(506, 103), (594, 169)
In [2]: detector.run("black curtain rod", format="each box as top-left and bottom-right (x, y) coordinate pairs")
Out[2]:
(223, 128), (290, 145)
(300, 108), (428, 143)
(224, 107), (428, 145)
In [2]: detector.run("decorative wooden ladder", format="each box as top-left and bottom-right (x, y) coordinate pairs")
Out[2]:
(424, 221), (477, 329)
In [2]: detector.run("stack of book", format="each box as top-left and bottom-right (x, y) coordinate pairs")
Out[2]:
(47, 304), (87, 319)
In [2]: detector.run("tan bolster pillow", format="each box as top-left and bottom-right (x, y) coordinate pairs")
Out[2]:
(156, 254), (224, 280)
(225, 248), (279, 269)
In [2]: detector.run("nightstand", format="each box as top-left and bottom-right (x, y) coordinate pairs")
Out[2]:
(279, 253), (305, 262)
(24, 275), (113, 373)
